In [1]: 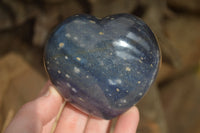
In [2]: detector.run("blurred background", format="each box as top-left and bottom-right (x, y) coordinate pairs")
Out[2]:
(0, 0), (200, 132)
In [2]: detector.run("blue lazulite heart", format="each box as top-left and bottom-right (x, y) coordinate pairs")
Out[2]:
(44, 14), (160, 119)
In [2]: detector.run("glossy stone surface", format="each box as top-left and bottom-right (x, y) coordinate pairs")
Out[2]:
(44, 14), (160, 119)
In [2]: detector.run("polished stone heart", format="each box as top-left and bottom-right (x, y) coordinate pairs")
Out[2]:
(44, 14), (160, 119)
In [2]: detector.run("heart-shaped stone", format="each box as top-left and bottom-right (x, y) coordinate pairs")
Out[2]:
(44, 14), (160, 119)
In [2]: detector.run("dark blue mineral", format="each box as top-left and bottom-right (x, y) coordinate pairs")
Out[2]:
(44, 14), (160, 119)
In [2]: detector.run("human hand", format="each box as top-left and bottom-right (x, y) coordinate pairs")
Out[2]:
(4, 82), (139, 133)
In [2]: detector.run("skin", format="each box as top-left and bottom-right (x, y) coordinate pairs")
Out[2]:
(4, 81), (139, 133)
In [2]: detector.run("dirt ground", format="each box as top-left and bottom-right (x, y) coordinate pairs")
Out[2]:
(0, 0), (200, 133)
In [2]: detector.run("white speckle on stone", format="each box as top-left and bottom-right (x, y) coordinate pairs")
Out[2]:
(57, 70), (61, 74)
(89, 20), (96, 24)
(79, 97), (84, 102)
(65, 74), (70, 78)
(138, 81), (141, 84)
(120, 99), (127, 104)
(65, 33), (71, 38)
(56, 61), (59, 64)
(108, 93), (112, 96)
(46, 61), (49, 64)
(122, 99), (127, 103)
(79, 43), (86, 47)
(108, 79), (122, 85)
(59, 42), (64, 48)
(86, 75), (89, 78)
(139, 92), (143, 96)
(74, 67), (80, 73)
(95, 16), (101, 19)
(76, 57), (81, 61)
(99, 32), (104, 35)
(111, 18), (115, 20)
(125, 67), (131, 72)
(118, 104), (122, 106)
(72, 88), (77, 93)
(105, 89), (109, 92)
(66, 83), (71, 87)
(74, 36), (78, 40)
(139, 59), (143, 63)
(65, 56), (68, 60)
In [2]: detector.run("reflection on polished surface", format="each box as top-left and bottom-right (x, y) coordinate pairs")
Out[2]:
(44, 13), (160, 119)
(113, 39), (141, 60)
(126, 32), (150, 50)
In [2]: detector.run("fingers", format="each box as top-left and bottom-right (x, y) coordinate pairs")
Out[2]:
(4, 84), (63, 133)
(114, 106), (139, 133)
(84, 116), (110, 133)
(4, 80), (139, 133)
(54, 104), (138, 133)
(54, 105), (111, 133)
(54, 104), (88, 133)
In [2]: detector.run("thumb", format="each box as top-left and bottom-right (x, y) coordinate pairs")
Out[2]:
(4, 83), (63, 133)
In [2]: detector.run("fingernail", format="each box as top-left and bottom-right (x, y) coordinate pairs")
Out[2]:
(131, 106), (139, 114)
(49, 86), (61, 97)
(126, 106), (138, 114)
